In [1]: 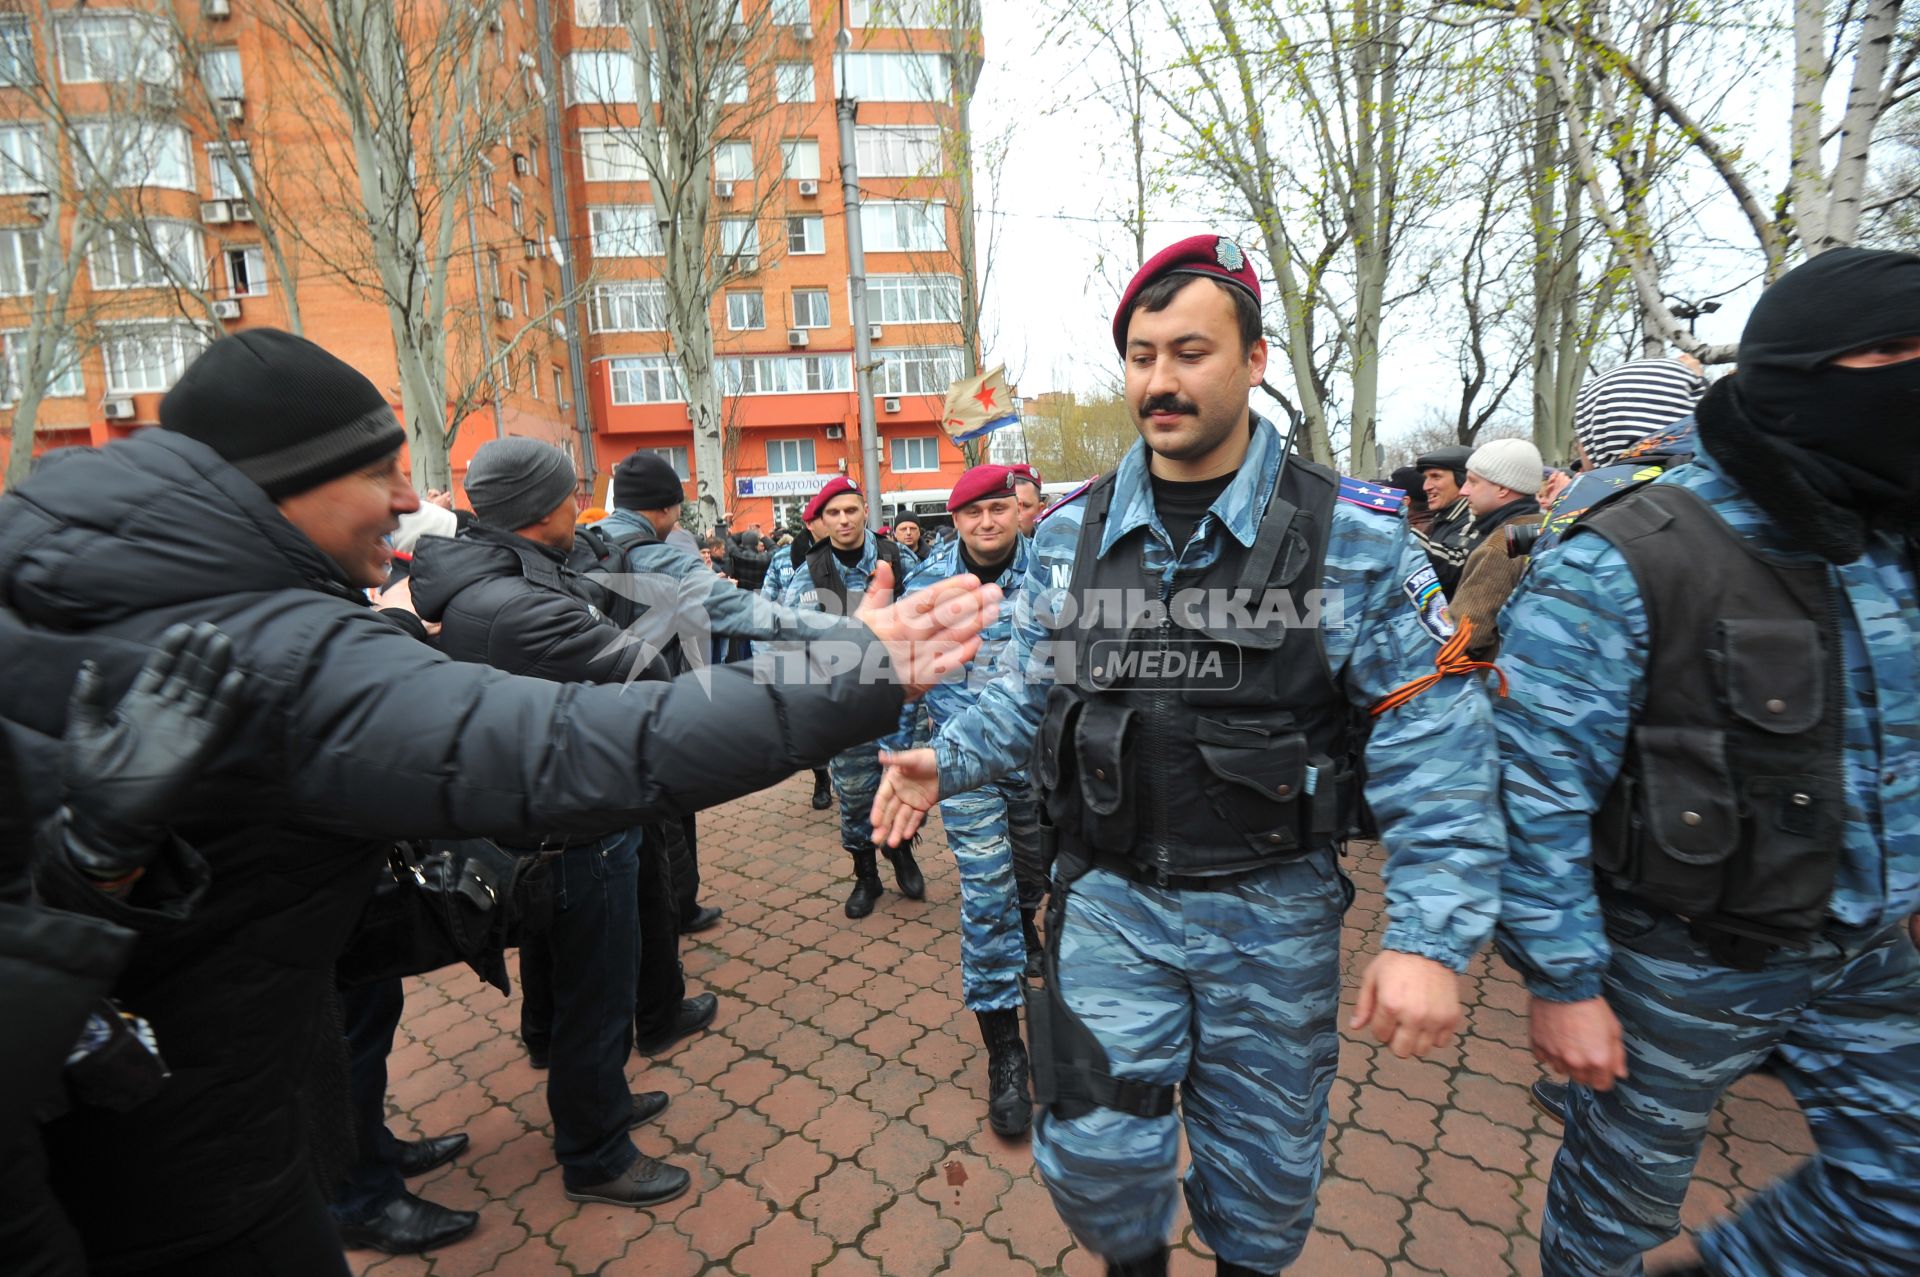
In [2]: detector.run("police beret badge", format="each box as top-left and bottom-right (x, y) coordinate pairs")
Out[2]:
(1215, 238), (1245, 272)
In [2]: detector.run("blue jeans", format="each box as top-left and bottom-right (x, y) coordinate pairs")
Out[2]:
(329, 977), (406, 1224)
(515, 830), (642, 1190)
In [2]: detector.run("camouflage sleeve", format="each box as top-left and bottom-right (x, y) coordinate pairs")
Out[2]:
(1329, 506), (1506, 973)
(632, 543), (856, 648)
(878, 553), (948, 754)
(1492, 533), (1649, 1001)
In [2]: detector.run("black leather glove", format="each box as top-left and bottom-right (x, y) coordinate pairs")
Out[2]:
(61, 622), (244, 883)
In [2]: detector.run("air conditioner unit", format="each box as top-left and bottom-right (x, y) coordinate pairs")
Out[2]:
(211, 298), (242, 320)
(786, 328), (809, 347)
(825, 425), (844, 439)
(494, 298), (514, 319)
(793, 21), (812, 39)
(883, 396), (902, 414)
(102, 397), (137, 420)
(199, 199), (232, 224)
(219, 96), (244, 122)
(228, 201), (254, 223)
(25, 192), (51, 220)
(869, 324), (884, 342)
(713, 180), (735, 198)
(143, 81), (179, 112)
(796, 178), (818, 197)
(522, 238), (541, 258)
(512, 152), (530, 176)
(204, 0), (231, 18)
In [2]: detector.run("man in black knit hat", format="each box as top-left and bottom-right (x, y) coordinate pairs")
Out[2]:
(0, 329), (1000, 1275)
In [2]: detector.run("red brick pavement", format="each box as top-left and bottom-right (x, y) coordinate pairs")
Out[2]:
(351, 774), (1816, 1276)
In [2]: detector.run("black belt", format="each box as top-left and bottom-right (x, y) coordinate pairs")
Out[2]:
(1088, 849), (1273, 892)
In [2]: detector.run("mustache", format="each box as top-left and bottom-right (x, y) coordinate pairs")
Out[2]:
(1140, 394), (1199, 418)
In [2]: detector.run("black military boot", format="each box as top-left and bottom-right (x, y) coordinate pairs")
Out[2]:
(1106, 1245), (1170, 1276)
(844, 845), (885, 919)
(884, 840), (925, 900)
(1020, 908), (1044, 981)
(811, 768), (833, 810)
(1216, 1260), (1276, 1277)
(976, 1009), (1032, 1138)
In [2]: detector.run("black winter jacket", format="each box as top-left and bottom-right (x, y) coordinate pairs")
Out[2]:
(0, 429), (907, 1272)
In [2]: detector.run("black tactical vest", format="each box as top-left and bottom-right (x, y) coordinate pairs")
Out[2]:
(1031, 456), (1359, 879)
(1574, 483), (1845, 949)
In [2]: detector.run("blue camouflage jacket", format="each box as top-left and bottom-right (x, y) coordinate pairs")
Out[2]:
(755, 527), (889, 656)
(880, 531), (1036, 774)
(1495, 444), (1920, 1000)
(925, 415), (1507, 971)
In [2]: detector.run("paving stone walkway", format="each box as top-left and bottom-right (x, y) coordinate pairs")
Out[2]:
(352, 773), (1816, 1276)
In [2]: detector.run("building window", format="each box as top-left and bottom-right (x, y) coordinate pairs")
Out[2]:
(890, 435), (941, 472)
(478, 161), (496, 209)
(57, 13), (174, 85)
(485, 250), (501, 304)
(765, 437), (816, 474)
(726, 290), (764, 330)
(1, 331), (84, 403)
(518, 272), (530, 317)
(552, 365), (568, 405)
(780, 138), (820, 181)
(590, 280), (668, 331)
(775, 61), (814, 103)
(588, 205), (664, 256)
(89, 221), (203, 291)
(713, 139), (753, 183)
(527, 351), (540, 398)
(786, 214), (824, 254)
(579, 128), (651, 183)
(770, 0), (809, 24)
(860, 201), (946, 252)
(720, 61), (748, 104)
(574, 0), (627, 25)
(0, 125), (47, 193)
(849, 0), (944, 25)
(0, 17), (32, 87)
(875, 345), (963, 395)
(719, 217), (759, 266)
(0, 227), (40, 296)
(855, 125), (940, 177)
(76, 121), (195, 191)
(722, 354), (851, 395)
(508, 184), (525, 231)
(101, 321), (207, 394)
(225, 246), (267, 296)
(791, 288), (829, 328)
(200, 47), (243, 99)
(206, 141), (252, 200)
(836, 51), (948, 101)
(567, 50), (636, 104)
(868, 273), (961, 323)
(607, 353), (685, 404)
(527, 136), (541, 178)
(644, 445), (690, 479)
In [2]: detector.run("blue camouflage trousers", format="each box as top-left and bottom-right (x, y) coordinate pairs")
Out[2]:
(936, 782), (1037, 1012)
(1033, 854), (1348, 1270)
(1543, 900), (1920, 1277)
(829, 740), (883, 852)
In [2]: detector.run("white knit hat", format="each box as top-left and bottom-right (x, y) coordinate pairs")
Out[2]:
(1466, 438), (1545, 495)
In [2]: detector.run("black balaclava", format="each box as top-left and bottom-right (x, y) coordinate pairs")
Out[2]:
(1696, 246), (1920, 562)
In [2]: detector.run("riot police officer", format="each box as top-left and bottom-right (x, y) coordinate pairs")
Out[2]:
(1495, 247), (1920, 1276)
(872, 236), (1506, 1277)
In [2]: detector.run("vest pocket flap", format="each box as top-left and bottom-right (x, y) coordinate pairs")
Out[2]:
(1635, 726), (1738, 865)
(1196, 723), (1308, 800)
(1718, 619), (1823, 734)
(1073, 701), (1136, 816)
(1032, 687), (1084, 790)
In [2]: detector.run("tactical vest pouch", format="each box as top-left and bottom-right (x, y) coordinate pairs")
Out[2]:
(1074, 700), (1137, 852)
(1194, 714), (1308, 856)
(1715, 619), (1824, 734)
(1598, 727), (1739, 915)
(1034, 688), (1085, 836)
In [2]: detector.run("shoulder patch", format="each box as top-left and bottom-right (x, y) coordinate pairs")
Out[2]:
(1401, 562), (1455, 644)
(1039, 477), (1097, 524)
(1338, 477), (1406, 516)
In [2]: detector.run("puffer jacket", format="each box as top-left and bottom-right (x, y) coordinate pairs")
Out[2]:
(0, 428), (906, 1272)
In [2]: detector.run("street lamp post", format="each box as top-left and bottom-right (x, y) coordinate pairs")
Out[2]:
(1666, 296), (1722, 335)
(835, 28), (884, 506)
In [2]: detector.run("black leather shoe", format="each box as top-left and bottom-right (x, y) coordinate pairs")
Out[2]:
(524, 1039), (549, 1071)
(1217, 1260), (1276, 1277)
(811, 770), (833, 809)
(635, 992), (719, 1055)
(884, 843), (926, 900)
(680, 904), (724, 935)
(337, 1190), (479, 1255)
(1106, 1245), (1170, 1277)
(564, 1154), (693, 1207)
(627, 1091), (671, 1128)
(1530, 1079), (1569, 1125)
(395, 1132), (468, 1178)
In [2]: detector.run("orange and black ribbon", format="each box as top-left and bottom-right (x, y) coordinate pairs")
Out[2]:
(1369, 617), (1508, 717)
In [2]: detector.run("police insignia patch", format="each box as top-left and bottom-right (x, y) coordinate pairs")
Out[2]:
(1214, 238), (1245, 271)
(1338, 476), (1405, 514)
(1401, 563), (1455, 644)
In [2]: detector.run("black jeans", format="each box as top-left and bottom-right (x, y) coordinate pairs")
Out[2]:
(662, 816), (701, 930)
(635, 828), (688, 1040)
(328, 977), (406, 1225)
(517, 830), (642, 1190)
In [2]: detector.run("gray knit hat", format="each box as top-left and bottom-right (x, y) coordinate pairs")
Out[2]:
(465, 437), (578, 531)
(1467, 437), (1545, 495)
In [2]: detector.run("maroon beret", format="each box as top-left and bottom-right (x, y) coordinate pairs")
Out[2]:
(1007, 463), (1042, 486)
(803, 475), (861, 523)
(947, 463), (1017, 512)
(1111, 234), (1261, 354)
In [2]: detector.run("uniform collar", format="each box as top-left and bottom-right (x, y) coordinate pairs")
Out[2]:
(1100, 413), (1281, 557)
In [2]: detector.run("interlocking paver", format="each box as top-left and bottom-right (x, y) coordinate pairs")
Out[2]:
(350, 773), (1820, 1276)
